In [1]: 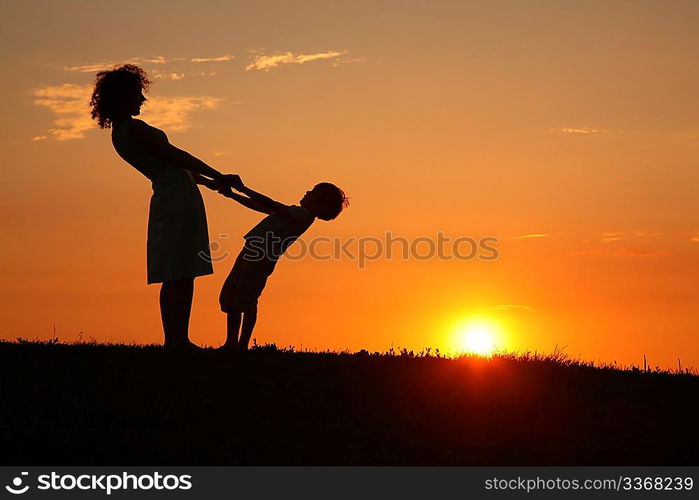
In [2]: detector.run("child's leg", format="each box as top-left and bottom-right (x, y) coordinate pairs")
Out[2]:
(238, 306), (258, 351)
(223, 311), (242, 349)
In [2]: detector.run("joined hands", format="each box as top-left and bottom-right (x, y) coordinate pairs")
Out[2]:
(197, 173), (245, 196)
(220, 174), (244, 191)
(211, 173), (244, 196)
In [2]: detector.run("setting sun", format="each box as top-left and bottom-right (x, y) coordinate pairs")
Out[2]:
(448, 318), (503, 356)
(463, 327), (496, 356)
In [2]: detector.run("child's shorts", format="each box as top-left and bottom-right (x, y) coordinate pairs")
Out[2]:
(219, 250), (276, 312)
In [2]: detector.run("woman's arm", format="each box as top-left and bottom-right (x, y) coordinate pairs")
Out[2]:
(192, 172), (219, 189)
(128, 119), (240, 185)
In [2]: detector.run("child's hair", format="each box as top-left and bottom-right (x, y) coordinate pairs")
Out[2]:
(90, 64), (151, 129)
(314, 182), (350, 221)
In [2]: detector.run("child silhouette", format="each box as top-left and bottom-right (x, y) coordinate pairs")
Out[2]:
(217, 179), (348, 351)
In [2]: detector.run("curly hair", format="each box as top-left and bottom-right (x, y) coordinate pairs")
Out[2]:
(90, 64), (151, 129)
(315, 182), (350, 221)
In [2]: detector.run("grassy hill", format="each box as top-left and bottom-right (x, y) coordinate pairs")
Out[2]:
(0, 340), (696, 465)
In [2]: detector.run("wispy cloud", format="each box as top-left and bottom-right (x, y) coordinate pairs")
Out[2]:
(601, 231), (625, 242)
(245, 50), (349, 72)
(142, 96), (222, 131)
(548, 127), (609, 135)
(31, 83), (222, 140)
(630, 230), (663, 237)
(64, 62), (114, 73)
(143, 56), (167, 65)
(690, 232), (699, 243)
(63, 56), (168, 73)
(32, 84), (94, 140)
(515, 233), (549, 239)
(492, 304), (541, 313)
(613, 249), (670, 257)
(332, 56), (366, 67)
(151, 70), (220, 81)
(570, 248), (670, 257)
(191, 54), (234, 63)
(600, 231), (662, 243)
(63, 55), (230, 82)
(152, 72), (186, 81)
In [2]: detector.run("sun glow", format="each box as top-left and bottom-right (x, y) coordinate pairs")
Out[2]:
(463, 327), (495, 355)
(449, 318), (503, 356)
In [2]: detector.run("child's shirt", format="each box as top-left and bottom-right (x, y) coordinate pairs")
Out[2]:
(243, 206), (315, 261)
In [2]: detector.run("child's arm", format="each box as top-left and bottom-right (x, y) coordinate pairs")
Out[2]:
(218, 186), (272, 215)
(237, 185), (291, 218)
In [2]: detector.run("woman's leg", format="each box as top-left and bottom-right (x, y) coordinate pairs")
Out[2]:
(238, 306), (258, 351)
(160, 278), (195, 348)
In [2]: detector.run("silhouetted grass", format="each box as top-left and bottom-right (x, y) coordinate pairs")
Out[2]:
(0, 340), (696, 465)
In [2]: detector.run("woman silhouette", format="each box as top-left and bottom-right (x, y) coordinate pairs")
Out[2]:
(90, 64), (238, 350)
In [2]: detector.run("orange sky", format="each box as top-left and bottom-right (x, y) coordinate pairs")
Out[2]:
(1, 1), (698, 368)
